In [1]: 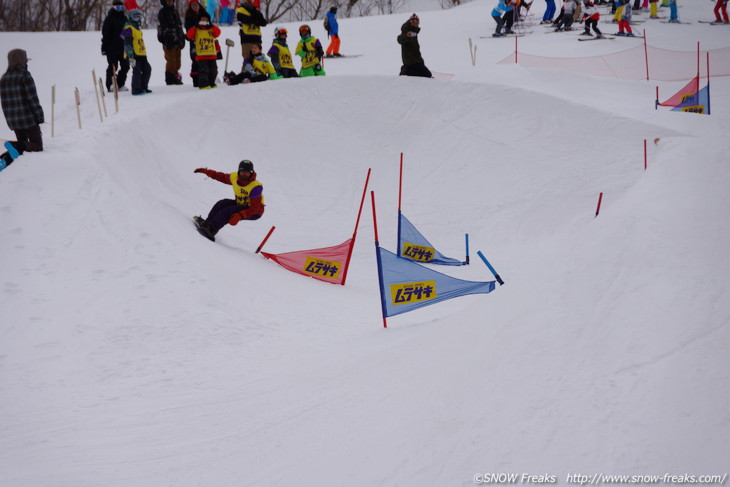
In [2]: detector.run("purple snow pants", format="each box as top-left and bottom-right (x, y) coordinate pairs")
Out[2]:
(206, 198), (261, 232)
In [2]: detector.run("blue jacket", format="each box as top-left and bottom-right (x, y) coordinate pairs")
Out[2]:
(326, 11), (338, 35)
(492, 0), (513, 17)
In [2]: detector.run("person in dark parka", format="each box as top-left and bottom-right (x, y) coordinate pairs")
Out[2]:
(158, 0), (186, 85)
(101, 0), (130, 92)
(0, 49), (45, 154)
(397, 13), (432, 78)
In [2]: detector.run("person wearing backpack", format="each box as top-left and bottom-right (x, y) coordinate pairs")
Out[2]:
(324, 6), (341, 58)
(157, 0), (186, 85)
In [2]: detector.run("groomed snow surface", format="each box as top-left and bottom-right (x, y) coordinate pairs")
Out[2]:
(1, 1), (729, 485)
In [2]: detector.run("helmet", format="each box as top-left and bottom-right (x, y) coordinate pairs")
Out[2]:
(299, 24), (311, 37)
(128, 8), (142, 21)
(238, 160), (254, 173)
(274, 27), (288, 37)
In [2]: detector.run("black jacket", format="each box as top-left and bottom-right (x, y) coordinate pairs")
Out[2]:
(397, 20), (424, 66)
(158, 0), (186, 49)
(236, 2), (267, 43)
(101, 7), (127, 56)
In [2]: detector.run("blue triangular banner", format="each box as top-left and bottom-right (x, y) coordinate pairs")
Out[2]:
(377, 247), (495, 318)
(671, 84), (710, 114)
(398, 213), (465, 266)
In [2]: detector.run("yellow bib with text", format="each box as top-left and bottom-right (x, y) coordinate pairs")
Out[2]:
(229, 173), (264, 207)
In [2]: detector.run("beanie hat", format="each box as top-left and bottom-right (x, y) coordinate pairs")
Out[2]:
(128, 8), (142, 20)
(238, 160), (254, 173)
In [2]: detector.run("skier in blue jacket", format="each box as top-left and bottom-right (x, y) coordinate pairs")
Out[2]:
(325, 7), (341, 57)
(492, 0), (514, 36)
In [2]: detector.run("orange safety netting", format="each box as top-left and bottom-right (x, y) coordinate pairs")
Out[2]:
(498, 45), (730, 81)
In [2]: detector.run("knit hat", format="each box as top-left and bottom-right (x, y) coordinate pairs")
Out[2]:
(409, 13), (419, 21)
(128, 8), (142, 20)
(113, 0), (124, 5)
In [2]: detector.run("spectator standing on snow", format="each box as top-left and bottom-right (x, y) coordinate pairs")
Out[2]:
(236, 0), (268, 60)
(268, 27), (299, 78)
(714, 0), (729, 23)
(580, 0), (604, 37)
(296, 24), (326, 77)
(325, 6), (342, 58)
(184, 0), (205, 87)
(186, 12), (221, 89)
(541, 0), (557, 23)
(397, 13), (432, 77)
(101, 0), (130, 92)
(0, 49), (44, 154)
(193, 160), (265, 241)
(122, 9), (153, 95)
(157, 0), (186, 85)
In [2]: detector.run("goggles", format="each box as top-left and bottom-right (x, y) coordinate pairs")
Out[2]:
(199, 20), (210, 25)
(114, 5), (124, 10)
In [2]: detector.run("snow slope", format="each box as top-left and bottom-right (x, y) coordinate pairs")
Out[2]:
(1, 2), (729, 486)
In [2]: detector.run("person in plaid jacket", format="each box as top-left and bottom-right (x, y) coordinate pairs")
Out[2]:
(0, 49), (44, 154)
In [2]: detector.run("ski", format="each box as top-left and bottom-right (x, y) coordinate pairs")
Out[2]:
(481, 34), (526, 38)
(661, 20), (691, 24)
(698, 20), (729, 24)
(323, 54), (364, 58)
(578, 36), (615, 40)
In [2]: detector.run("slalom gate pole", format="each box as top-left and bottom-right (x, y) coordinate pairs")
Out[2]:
(92, 69), (103, 123)
(397, 153), (404, 257)
(465, 233), (470, 265)
(515, 36), (518, 64)
(707, 52), (711, 115)
(98, 78), (108, 118)
(477, 251), (504, 286)
(255, 226), (276, 253)
(595, 192), (603, 218)
(644, 139), (647, 170)
(74, 87), (82, 130)
(51, 85), (55, 137)
(371, 191), (388, 328)
(643, 32), (649, 81)
(655, 86), (658, 110)
(341, 168), (371, 285)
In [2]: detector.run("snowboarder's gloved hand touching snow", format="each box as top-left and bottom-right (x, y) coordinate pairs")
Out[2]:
(229, 213), (243, 226)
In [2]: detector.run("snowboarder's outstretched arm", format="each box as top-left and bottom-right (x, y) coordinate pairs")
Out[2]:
(194, 167), (233, 184)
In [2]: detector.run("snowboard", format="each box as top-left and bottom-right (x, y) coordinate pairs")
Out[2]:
(0, 141), (19, 172)
(193, 216), (216, 242)
(432, 72), (455, 80)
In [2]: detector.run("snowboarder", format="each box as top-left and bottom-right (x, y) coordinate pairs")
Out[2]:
(122, 9), (153, 95)
(193, 160), (265, 241)
(268, 27), (299, 78)
(296, 25), (326, 77)
(101, 0), (130, 92)
(0, 49), (45, 155)
(157, 0), (186, 85)
(325, 6), (341, 58)
(186, 12), (221, 89)
(397, 14), (432, 77)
